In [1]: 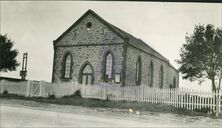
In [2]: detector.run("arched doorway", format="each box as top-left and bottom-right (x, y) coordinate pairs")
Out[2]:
(79, 62), (94, 85)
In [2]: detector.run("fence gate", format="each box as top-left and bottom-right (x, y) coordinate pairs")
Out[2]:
(30, 81), (41, 97)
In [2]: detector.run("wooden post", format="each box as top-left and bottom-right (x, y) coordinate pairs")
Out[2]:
(103, 84), (106, 100)
(39, 81), (46, 97)
(39, 81), (42, 97)
(0, 80), (4, 94)
(219, 90), (221, 114)
(216, 89), (219, 117)
(25, 80), (31, 97)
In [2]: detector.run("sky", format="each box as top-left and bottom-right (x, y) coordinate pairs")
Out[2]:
(1, 1), (221, 91)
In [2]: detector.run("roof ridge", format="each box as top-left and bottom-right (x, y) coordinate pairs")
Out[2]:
(54, 9), (170, 63)
(137, 38), (168, 61)
(107, 22), (169, 62)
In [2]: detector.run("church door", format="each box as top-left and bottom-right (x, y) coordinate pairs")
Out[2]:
(81, 64), (93, 85)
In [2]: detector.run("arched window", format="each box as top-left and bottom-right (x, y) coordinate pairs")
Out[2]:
(148, 61), (154, 87)
(159, 65), (164, 88)
(136, 56), (142, 85)
(63, 53), (72, 79)
(102, 50), (114, 81)
(82, 64), (93, 85)
(173, 77), (176, 88)
(79, 61), (94, 85)
(106, 53), (113, 79)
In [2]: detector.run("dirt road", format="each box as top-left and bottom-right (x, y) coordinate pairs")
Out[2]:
(1, 105), (178, 127)
(1, 99), (222, 127)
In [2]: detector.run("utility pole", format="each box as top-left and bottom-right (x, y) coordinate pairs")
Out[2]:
(20, 53), (28, 80)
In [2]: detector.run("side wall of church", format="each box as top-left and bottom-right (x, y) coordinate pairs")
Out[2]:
(168, 66), (179, 88)
(125, 45), (179, 88)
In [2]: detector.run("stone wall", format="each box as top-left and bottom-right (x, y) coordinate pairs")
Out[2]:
(125, 45), (179, 88)
(168, 65), (179, 88)
(52, 11), (179, 87)
(52, 13), (125, 85)
(53, 45), (124, 85)
(56, 14), (124, 46)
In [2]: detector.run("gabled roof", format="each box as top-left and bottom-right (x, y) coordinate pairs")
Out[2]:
(54, 9), (170, 63)
(109, 24), (169, 62)
(54, 9), (127, 43)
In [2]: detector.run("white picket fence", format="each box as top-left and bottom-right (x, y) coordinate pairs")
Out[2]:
(81, 85), (221, 113)
(0, 79), (221, 115)
(0, 80), (53, 97)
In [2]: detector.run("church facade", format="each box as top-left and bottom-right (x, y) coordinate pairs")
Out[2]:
(52, 9), (179, 88)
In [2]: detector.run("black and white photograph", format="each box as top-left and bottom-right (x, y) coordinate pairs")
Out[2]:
(0, 1), (222, 127)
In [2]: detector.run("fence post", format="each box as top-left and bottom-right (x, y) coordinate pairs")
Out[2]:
(219, 90), (221, 114)
(40, 81), (45, 97)
(25, 80), (31, 97)
(103, 84), (106, 100)
(0, 80), (4, 94)
(216, 89), (219, 117)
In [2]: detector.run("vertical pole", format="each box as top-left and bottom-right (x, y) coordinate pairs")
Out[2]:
(216, 89), (219, 117)
(25, 53), (28, 71)
(39, 81), (44, 97)
(22, 55), (25, 71)
(219, 90), (221, 114)
(25, 80), (31, 97)
(1, 80), (4, 93)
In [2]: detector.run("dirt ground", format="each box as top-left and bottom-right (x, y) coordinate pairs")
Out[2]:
(0, 99), (222, 127)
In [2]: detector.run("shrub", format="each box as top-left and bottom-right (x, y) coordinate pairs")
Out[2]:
(62, 90), (82, 98)
(3, 90), (8, 95)
(48, 94), (55, 99)
(74, 90), (81, 98)
(194, 107), (211, 114)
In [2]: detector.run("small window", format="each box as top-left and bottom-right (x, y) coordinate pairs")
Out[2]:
(148, 61), (154, 87)
(173, 77), (176, 88)
(83, 65), (92, 74)
(105, 53), (113, 79)
(86, 22), (92, 31)
(115, 73), (121, 83)
(136, 56), (142, 85)
(159, 65), (164, 88)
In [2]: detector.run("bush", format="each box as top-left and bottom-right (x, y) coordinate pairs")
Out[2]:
(3, 90), (8, 95)
(74, 90), (81, 98)
(48, 94), (55, 99)
(194, 107), (211, 114)
(62, 90), (82, 99)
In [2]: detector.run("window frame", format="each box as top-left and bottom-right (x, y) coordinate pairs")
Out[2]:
(148, 61), (154, 87)
(81, 64), (93, 85)
(102, 50), (115, 82)
(159, 65), (164, 88)
(173, 77), (176, 88)
(61, 52), (73, 80)
(114, 73), (121, 84)
(136, 56), (142, 85)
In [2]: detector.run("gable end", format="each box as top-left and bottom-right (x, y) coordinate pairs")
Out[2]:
(54, 9), (127, 44)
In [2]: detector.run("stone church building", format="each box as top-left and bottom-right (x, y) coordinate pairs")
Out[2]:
(52, 9), (179, 88)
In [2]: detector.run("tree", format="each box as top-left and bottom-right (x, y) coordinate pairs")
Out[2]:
(177, 24), (222, 91)
(0, 34), (19, 73)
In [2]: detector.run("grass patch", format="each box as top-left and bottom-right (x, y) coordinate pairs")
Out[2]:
(0, 93), (221, 119)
